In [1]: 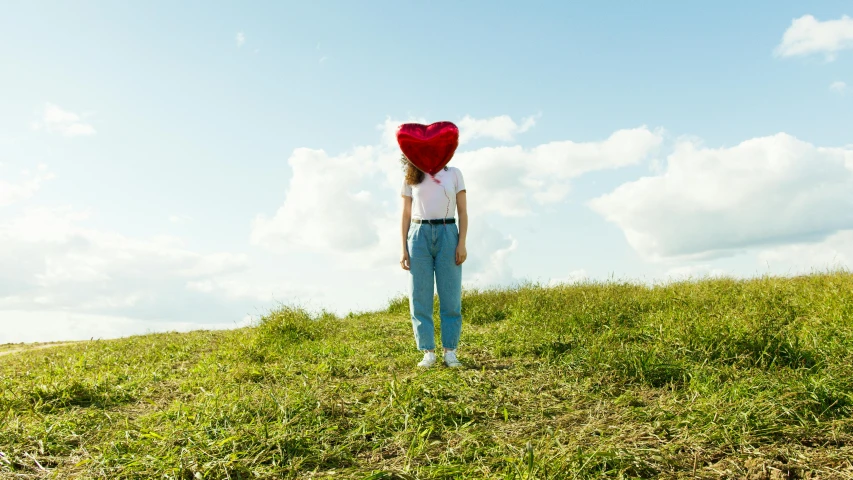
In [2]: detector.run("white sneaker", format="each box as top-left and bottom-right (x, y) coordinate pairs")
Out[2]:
(417, 351), (437, 368)
(443, 350), (462, 368)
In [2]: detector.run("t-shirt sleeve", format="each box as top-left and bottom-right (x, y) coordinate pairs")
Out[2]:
(454, 168), (466, 193)
(401, 178), (412, 197)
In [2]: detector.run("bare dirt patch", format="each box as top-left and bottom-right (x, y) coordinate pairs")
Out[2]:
(0, 342), (78, 357)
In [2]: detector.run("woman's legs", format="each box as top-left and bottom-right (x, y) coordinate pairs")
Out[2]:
(435, 224), (462, 350)
(407, 223), (436, 351)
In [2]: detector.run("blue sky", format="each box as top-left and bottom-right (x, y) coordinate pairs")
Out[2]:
(2, 1), (852, 343)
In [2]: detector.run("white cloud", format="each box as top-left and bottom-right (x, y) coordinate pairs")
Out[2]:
(236, 32), (246, 47)
(0, 164), (54, 207)
(0, 310), (251, 344)
(775, 14), (853, 60)
(0, 206), (252, 318)
(548, 269), (587, 286)
(319, 56), (328, 63)
(457, 114), (537, 144)
(32, 103), (96, 137)
(830, 81), (847, 94)
(462, 220), (519, 288)
(185, 277), (321, 302)
(758, 229), (853, 273)
(664, 264), (726, 281)
(250, 145), (388, 256)
(455, 127), (663, 216)
(169, 214), (193, 224)
(177, 252), (249, 277)
(468, 238), (518, 287)
(589, 133), (853, 260)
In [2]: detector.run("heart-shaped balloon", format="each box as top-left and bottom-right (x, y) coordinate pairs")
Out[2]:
(396, 122), (459, 176)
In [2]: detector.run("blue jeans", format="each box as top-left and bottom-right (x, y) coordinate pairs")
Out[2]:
(407, 222), (462, 351)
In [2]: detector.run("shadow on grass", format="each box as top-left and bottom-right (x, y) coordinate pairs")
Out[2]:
(25, 380), (135, 412)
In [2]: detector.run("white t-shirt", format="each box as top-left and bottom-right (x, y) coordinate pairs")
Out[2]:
(401, 166), (466, 220)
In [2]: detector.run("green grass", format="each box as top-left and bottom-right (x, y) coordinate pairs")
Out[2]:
(2, 272), (853, 479)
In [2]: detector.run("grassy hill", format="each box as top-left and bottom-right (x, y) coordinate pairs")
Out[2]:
(1, 273), (852, 479)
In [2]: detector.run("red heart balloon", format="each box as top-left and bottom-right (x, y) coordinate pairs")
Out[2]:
(396, 121), (459, 176)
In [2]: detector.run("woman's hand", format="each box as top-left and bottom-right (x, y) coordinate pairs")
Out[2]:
(455, 243), (467, 265)
(455, 190), (468, 266)
(401, 196), (412, 270)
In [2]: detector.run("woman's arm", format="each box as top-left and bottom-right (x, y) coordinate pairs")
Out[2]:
(456, 190), (467, 265)
(401, 195), (413, 270)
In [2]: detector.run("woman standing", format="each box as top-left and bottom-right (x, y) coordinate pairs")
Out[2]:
(400, 157), (468, 368)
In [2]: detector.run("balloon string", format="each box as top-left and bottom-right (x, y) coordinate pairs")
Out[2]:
(443, 182), (451, 219)
(430, 174), (451, 219)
